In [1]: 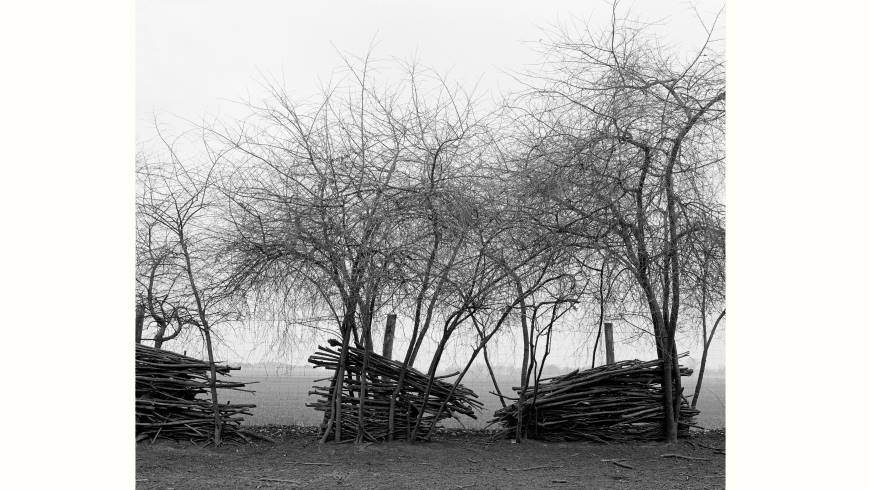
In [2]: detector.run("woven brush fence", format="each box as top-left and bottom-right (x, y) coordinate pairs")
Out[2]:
(136, 344), (256, 443)
(490, 355), (699, 442)
(308, 339), (483, 442)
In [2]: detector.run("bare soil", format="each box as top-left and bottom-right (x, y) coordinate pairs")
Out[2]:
(136, 427), (725, 489)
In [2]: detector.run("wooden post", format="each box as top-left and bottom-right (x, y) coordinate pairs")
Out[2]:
(382, 314), (397, 360)
(604, 322), (615, 365)
(135, 302), (145, 345)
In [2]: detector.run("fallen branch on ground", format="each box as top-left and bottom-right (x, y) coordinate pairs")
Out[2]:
(601, 459), (634, 469)
(661, 453), (711, 461)
(259, 477), (301, 484)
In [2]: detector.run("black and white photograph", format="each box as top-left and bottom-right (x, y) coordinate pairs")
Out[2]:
(134, 1), (727, 486)
(3, 1), (869, 489)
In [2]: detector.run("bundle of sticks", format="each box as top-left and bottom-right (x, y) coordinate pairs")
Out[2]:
(135, 344), (256, 443)
(307, 339), (483, 442)
(489, 355), (700, 442)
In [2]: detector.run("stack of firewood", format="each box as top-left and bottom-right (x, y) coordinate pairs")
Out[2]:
(307, 339), (483, 442)
(135, 344), (256, 443)
(489, 356), (699, 442)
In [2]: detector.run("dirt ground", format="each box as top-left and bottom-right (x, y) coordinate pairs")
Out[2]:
(136, 427), (725, 489)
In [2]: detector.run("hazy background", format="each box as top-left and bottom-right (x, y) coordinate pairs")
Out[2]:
(137, 0), (726, 365)
(226, 365), (725, 430)
(138, 0), (725, 154)
(137, 0), (726, 428)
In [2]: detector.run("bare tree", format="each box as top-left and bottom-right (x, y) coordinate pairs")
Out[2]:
(135, 217), (196, 349)
(212, 55), (497, 442)
(516, 4), (725, 441)
(136, 142), (232, 445)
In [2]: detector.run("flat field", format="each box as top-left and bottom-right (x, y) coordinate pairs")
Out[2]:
(227, 369), (725, 430)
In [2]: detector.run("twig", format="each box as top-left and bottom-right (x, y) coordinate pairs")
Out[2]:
(661, 453), (711, 461)
(601, 458), (634, 469)
(150, 427), (162, 444)
(259, 477), (301, 484)
(504, 465), (564, 471)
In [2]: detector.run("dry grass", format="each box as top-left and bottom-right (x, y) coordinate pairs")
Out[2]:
(137, 429), (727, 489)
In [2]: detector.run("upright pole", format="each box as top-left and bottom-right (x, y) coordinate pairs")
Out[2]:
(382, 314), (397, 360)
(135, 302), (145, 345)
(604, 322), (615, 365)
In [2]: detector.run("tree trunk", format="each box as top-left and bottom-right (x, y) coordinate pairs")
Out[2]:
(178, 233), (221, 446)
(357, 307), (374, 442)
(670, 338), (683, 431)
(692, 341), (709, 410)
(514, 280), (530, 443)
(153, 318), (168, 349)
(199, 318), (222, 446)
(410, 330), (451, 441)
(482, 340), (506, 409)
(531, 308), (558, 439)
(631, 263), (678, 443)
(591, 323), (603, 369)
(660, 353), (678, 442)
(423, 311), (514, 441)
(591, 264), (606, 368)
(654, 316), (678, 443)
(692, 309), (725, 409)
(321, 305), (356, 443)
(390, 240), (464, 440)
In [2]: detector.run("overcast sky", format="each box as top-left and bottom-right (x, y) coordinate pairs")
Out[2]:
(136, 0), (726, 367)
(137, 0), (724, 147)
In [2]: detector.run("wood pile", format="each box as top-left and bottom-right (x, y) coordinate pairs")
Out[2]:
(489, 355), (700, 442)
(135, 344), (256, 443)
(307, 339), (483, 442)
